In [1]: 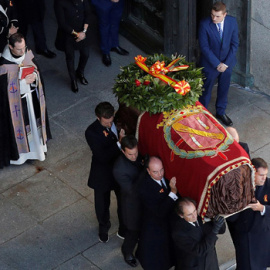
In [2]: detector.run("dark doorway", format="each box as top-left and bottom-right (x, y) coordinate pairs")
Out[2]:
(121, 0), (253, 87)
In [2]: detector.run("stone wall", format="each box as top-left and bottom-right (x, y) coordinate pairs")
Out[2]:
(250, 0), (270, 94)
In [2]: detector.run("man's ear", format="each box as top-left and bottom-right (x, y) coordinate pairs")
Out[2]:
(147, 168), (150, 175)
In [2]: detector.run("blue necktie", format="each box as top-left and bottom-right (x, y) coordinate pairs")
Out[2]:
(217, 23), (223, 40)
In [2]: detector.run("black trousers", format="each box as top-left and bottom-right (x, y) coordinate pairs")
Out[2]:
(122, 230), (140, 256)
(94, 186), (125, 235)
(64, 41), (89, 81)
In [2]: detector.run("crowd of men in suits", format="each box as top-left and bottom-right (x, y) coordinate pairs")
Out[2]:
(85, 101), (270, 270)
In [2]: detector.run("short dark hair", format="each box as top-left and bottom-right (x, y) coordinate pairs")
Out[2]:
(95, 102), (115, 119)
(121, 135), (138, 151)
(251, 158), (268, 170)
(212, 1), (226, 13)
(9, 33), (25, 47)
(176, 197), (197, 216)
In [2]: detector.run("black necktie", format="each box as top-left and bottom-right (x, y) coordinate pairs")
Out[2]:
(193, 221), (199, 228)
(161, 181), (167, 190)
(107, 127), (117, 141)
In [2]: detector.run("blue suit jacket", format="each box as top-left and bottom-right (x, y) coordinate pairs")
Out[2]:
(199, 15), (239, 70)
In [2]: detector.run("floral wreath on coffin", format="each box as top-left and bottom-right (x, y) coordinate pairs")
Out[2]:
(113, 54), (204, 114)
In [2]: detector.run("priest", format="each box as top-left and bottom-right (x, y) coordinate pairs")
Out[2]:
(0, 32), (51, 169)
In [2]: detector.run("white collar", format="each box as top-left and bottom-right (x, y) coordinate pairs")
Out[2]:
(2, 45), (25, 65)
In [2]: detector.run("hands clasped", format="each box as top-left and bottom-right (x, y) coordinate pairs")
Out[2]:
(217, 63), (227, 73)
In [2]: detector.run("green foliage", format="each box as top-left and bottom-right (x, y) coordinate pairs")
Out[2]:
(113, 54), (204, 114)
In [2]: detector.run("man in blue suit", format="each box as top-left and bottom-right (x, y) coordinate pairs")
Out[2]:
(199, 1), (239, 126)
(92, 0), (129, 67)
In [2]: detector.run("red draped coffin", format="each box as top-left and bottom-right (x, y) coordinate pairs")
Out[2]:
(136, 103), (255, 218)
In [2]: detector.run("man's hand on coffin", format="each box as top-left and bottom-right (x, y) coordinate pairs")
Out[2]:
(248, 201), (264, 212)
(25, 73), (36, 84)
(119, 128), (125, 142)
(169, 177), (177, 194)
(212, 215), (225, 234)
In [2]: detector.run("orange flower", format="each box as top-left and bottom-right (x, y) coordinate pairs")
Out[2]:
(159, 189), (164, 193)
(173, 80), (191, 96)
(103, 130), (109, 137)
(134, 55), (147, 63)
(150, 61), (169, 75)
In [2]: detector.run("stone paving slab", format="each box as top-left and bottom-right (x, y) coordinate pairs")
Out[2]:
(0, 194), (35, 245)
(0, 224), (75, 270)
(0, 163), (36, 190)
(2, 170), (82, 222)
(54, 255), (99, 270)
(83, 235), (143, 270)
(49, 148), (92, 197)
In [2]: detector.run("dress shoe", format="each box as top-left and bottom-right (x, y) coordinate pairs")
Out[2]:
(117, 231), (125, 240)
(36, 49), (56, 58)
(99, 233), (109, 243)
(111, 46), (129, 55)
(76, 71), (88, 85)
(71, 80), (79, 93)
(216, 114), (233, 126)
(102, 54), (111, 66)
(124, 254), (138, 267)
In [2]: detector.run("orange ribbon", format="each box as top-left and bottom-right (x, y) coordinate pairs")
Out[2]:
(135, 55), (190, 95)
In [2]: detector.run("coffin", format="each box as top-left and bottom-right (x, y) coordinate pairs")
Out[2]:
(116, 102), (255, 218)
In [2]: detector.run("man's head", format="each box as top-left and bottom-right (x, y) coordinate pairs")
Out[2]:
(95, 102), (115, 128)
(146, 156), (164, 181)
(176, 197), (198, 223)
(252, 158), (268, 186)
(226, 127), (239, 143)
(121, 135), (138, 162)
(211, 1), (227, 24)
(8, 33), (26, 57)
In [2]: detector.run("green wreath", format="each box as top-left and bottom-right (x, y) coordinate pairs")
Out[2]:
(113, 54), (204, 114)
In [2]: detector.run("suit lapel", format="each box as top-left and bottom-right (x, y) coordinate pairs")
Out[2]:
(179, 218), (203, 241)
(210, 21), (221, 43)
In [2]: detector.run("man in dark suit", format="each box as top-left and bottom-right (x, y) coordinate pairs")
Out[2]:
(227, 158), (270, 269)
(54, 0), (90, 93)
(13, 0), (56, 58)
(113, 135), (144, 267)
(171, 197), (225, 270)
(136, 156), (178, 270)
(91, 0), (129, 67)
(199, 1), (239, 126)
(85, 102), (125, 243)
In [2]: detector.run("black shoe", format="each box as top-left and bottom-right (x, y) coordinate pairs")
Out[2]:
(111, 46), (129, 55)
(71, 80), (79, 93)
(102, 54), (111, 66)
(124, 254), (138, 267)
(36, 49), (56, 58)
(216, 114), (233, 126)
(117, 231), (125, 240)
(99, 233), (109, 243)
(76, 71), (88, 85)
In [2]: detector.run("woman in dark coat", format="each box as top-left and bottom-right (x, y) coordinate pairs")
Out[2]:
(54, 0), (91, 93)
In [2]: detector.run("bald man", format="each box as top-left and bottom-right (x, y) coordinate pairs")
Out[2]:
(226, 126), (250, 157)
(136, 156), (179, 270)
